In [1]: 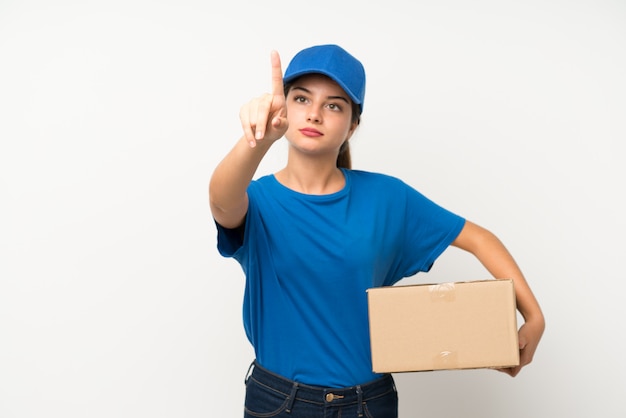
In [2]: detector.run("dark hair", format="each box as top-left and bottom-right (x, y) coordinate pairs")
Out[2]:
(336, 101), (360, 169)
(284, 79), (361, 169)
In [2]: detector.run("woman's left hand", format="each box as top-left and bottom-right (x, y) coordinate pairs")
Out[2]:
(498, 316), (545, 377)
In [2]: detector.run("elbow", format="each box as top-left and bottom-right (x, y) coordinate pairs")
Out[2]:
(209, 196), (248, 230)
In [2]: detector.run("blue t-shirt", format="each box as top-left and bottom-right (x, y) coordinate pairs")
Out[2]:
(216, 169), (465, 387)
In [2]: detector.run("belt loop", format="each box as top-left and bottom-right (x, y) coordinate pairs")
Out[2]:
(244, 361), (255, 385)
(356, 385), (363, 417)
(285, 382), (299, 413)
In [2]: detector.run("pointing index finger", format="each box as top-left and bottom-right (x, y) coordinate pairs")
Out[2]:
(270, 50), (284, 97)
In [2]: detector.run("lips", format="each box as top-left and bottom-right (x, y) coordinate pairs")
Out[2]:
(299, 127), (323, 137)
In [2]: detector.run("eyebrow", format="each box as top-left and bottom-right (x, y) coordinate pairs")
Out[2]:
(291, 86), (351, 104)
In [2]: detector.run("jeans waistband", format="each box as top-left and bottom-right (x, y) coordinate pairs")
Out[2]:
(246, 360), (396, 408)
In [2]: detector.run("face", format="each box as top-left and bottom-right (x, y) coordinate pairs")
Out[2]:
(284, 74), (358, 157)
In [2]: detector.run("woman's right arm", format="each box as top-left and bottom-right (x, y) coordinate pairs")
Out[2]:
(209, 50), (288, 229)
(209, 136), (274, 228)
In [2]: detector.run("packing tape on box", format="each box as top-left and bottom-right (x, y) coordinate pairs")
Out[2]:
(428, 282), (456, 302)
(433, 350), (459, 369)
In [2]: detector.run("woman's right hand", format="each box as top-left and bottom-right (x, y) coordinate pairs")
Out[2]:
(240, 50), (288, 148)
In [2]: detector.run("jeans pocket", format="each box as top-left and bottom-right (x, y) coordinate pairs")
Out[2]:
(362, 387), (398, 418)
(244, 377), (290, 418)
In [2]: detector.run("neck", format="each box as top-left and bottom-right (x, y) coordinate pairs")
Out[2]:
(275, 156), (345, 195)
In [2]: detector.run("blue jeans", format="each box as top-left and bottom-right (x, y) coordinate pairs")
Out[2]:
(244, 361), (398, 418)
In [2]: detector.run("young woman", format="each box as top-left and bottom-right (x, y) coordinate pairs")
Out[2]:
(209, 44), (545, 418)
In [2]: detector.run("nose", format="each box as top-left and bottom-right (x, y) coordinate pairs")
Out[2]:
(307, 108), (322, 123)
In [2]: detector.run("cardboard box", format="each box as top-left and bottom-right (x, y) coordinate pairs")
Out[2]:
(367, 279), (519, 373)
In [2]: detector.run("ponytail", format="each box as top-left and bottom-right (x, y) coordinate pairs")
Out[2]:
(336, 100), (361, 169)
(337, 142), (351, 169)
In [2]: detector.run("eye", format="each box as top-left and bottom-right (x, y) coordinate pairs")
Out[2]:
(294, 95), (308, 104)
(327, 103), (343, 112)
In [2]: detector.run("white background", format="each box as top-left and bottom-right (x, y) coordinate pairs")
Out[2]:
(1, 0), (624, 417)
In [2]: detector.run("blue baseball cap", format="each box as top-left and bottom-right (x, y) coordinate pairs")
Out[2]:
(283, 44), (366, 114)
